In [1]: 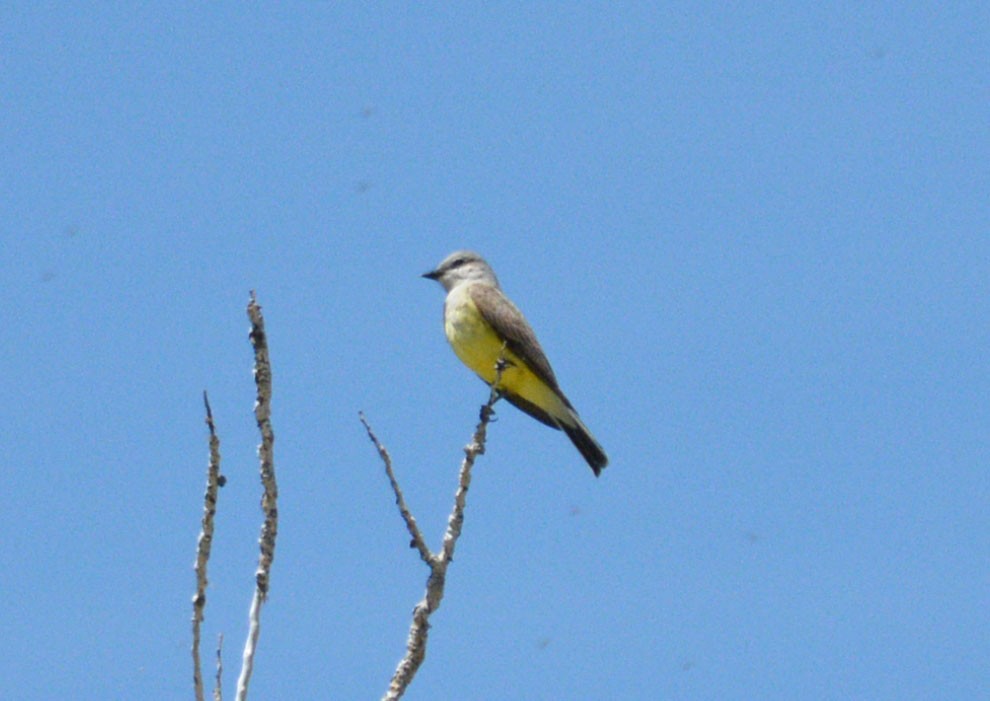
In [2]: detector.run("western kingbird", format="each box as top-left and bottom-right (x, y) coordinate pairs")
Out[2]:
(423, 250), (608, 475)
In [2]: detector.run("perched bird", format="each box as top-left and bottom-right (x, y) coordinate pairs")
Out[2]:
(423, 250), (608, 475)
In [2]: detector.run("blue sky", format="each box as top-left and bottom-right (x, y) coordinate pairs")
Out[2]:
(2, 4), (987, 699)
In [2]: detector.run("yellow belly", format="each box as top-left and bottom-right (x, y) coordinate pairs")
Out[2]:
(443, 286), (566, 418)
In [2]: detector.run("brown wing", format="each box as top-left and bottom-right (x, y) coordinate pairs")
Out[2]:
(468, 283), (566, 399)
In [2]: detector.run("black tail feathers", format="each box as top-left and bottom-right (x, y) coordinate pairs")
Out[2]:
(562, 420), (608, 476)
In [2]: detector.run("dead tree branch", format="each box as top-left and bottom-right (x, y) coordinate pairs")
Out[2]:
(193, 391), (224, 701)
(366, 358), (506, 700)
(236, 292), (278, 701)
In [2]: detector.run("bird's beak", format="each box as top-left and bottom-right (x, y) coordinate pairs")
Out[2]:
(422, 269), (440, 280)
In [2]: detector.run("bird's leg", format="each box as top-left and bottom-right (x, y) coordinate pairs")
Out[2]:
(492, 343), (511, 399)
(481, 345), (510, 422)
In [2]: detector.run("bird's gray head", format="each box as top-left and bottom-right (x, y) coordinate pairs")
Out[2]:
(422, 250), (500, 291)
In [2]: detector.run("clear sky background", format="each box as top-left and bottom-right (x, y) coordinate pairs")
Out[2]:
(2, 4), (987, 700)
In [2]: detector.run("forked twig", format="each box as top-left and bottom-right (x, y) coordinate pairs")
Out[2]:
(366, 355), (507, 700)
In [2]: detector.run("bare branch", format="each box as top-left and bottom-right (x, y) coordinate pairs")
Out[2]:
(236, 292), (278, 701)
(439, 371), (503, 568)
(377, 357), (506, 701)
(359, 412), (431, 562)
(214, 633), (224, 701)
(193, 391), (224, 701)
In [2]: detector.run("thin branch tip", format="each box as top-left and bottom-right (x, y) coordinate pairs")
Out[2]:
(193, 388), (224, 701)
